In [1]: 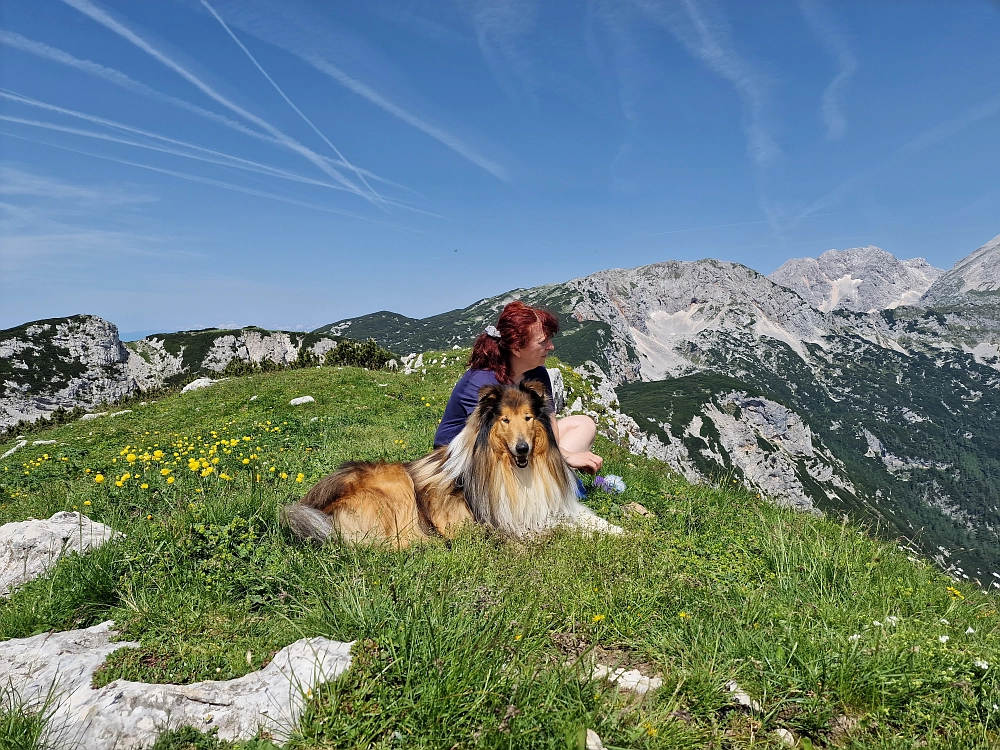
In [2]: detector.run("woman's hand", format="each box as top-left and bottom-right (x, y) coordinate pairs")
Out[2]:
(562, 450), (603, 475)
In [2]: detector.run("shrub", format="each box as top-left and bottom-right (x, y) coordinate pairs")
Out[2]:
(323, 339), (395, 370)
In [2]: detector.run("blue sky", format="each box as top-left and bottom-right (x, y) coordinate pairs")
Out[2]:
(1, 0), (998, 337)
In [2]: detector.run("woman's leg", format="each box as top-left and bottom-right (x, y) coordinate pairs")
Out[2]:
(555, 415), (597, 454)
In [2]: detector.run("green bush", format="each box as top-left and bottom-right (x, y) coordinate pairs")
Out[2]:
(323, 338), (395, 370)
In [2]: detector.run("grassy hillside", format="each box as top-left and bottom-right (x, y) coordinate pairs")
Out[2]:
(1, 357), (998, 749)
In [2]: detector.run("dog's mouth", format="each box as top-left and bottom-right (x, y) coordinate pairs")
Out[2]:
(513, 454), (529, 469)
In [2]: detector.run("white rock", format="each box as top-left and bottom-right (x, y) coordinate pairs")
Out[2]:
(724, 680), (762, 712)
(181, 378), (216, 393)
(289, 396), (315, 406)
(0, 512), (120, 597)
(546, 367), (566, 413)
(249, 395), (258, 401)
(0, 621), (353, 749)
(33, 440), (58, 445)
(586, 728), (605, 750)
(80, 413), (106, 421)
(773, 727), (796, 746)
(1, 439), (27, 459)
(107, 410), (132, 418)
(592, 664), (663, 694)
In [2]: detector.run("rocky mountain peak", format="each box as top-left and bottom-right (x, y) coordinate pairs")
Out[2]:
(768, 246), (943, 313)
(0, 315), (133, 428)
(920, 234), (1000, 307)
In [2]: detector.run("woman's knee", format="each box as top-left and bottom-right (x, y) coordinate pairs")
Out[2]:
(557, 415), (597, 452)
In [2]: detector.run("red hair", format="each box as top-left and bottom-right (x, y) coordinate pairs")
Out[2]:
(469, 301), (559, 384)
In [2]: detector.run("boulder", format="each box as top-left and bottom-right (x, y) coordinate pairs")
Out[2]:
(181, 378), (216, 393)
(0, 621), (353, 749)
(1, 512), (119, 597)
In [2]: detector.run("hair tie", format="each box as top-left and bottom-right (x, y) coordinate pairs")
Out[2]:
(484, 325), (501, 339)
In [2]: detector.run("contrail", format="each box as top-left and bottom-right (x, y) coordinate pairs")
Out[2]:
(1, 130), (421, 230)
(0, 30), (406, 191)
(791, 92), (1000, 227)
(0, 97), (443, 217)
(198, 0), (385, 207)
(304, 56), (510, 182)
(0, 113), (353, 193)
(800, 0), (858, 141)
(0, 90), (356, 193)
(0, 29), (273, 144)
(57, 0), (378, 203)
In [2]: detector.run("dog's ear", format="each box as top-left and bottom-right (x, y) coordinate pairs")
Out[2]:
(519, 379), (550, 415)
(476, 384), (504, 411)
(519, 379), (547, 402)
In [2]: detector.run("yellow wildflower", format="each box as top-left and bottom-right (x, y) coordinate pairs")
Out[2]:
(94, 474), (105, 483)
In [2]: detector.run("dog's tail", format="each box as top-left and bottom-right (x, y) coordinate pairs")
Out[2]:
(281, 503), (335, 543)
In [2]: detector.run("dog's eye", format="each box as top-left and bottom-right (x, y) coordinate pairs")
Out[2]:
(525, 416), (532, 422)
(501, 417), (510, 424)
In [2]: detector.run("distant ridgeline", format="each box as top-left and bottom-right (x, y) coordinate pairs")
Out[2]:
(0, 319), (394, 435)
(2, 235), (997, 581)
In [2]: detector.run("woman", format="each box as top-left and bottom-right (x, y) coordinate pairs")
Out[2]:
(434, 301), (603, 474)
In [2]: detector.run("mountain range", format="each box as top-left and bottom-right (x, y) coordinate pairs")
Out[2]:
(2, 234), (998, 583)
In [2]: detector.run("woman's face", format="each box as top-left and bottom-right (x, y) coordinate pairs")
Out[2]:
(514, 323), (554, 370)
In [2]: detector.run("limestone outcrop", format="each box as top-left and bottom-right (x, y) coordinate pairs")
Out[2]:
(0, 622), (352, 749)
(0, 512), (119, 597)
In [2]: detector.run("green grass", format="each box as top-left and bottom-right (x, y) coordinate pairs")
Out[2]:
(0, 355), (998, 748)
(0, 683), (58, 750)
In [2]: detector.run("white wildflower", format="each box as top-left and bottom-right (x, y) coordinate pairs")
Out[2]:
(885, 616), (899, 626)
(848, 634), (861, 642)
(965, 627), (975, 635)
(872, 621), (882, 627)
(973, 660), (989, 671)
(938, 635), (949, 644)
(940, 618), (950, 625)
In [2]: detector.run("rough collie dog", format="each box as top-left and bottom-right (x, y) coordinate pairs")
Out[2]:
(282, 380), (622, 548)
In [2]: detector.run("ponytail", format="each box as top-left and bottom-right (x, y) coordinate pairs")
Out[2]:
(468, 301), (559, 384)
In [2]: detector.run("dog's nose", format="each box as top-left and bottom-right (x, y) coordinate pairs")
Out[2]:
(515, 440), (529, 456)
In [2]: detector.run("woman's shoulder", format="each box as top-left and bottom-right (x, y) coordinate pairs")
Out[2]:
(451, 368), (501, 395)
(463, 368), (502, 386)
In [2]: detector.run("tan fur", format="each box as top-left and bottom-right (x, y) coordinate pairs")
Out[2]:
(282, 379), (622, 548)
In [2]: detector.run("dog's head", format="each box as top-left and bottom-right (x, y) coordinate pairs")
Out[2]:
(474, 380), (554, 469)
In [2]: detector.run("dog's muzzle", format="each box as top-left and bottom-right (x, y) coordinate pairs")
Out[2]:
(513, 439), (530, 468)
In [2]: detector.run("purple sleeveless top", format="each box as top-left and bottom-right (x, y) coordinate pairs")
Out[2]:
(433, 366), (553, 448)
